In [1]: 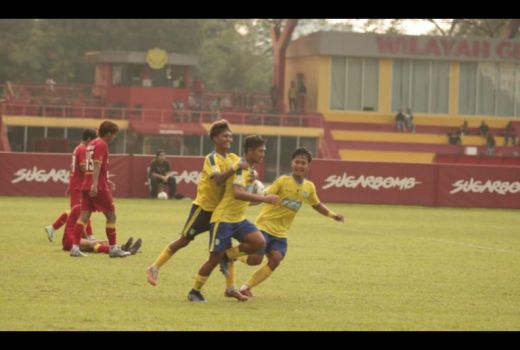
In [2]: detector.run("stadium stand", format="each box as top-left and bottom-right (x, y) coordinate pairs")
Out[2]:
(321, 113), (520, 164)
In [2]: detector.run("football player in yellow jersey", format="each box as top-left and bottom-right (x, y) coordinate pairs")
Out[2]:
(187, 135), (279, 302)
(237, 147), (344, 297)
(146, 119), (250, 300)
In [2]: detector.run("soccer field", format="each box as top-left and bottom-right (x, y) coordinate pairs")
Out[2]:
(0, 196), (519, 331)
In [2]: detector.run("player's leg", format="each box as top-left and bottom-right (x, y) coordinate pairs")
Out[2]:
(166, 176), (177, 199)
(188, 223), (237, 302)
(45, 210), (69, 242)
(149, 177), (159, 198)
(70, 209), (92, 257)
(240, 235), (287, 297)
(147, 205), (210, 286)
(223, 225), (266, 260)
(103, 210), (130, 258)
(80, 239), (110, 253)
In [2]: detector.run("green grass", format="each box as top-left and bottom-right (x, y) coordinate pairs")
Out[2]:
(1, 196), (519, 330)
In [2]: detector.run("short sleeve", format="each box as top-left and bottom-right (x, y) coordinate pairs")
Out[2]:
(305, 181), (320, 206)
(93, 141), (107, 162)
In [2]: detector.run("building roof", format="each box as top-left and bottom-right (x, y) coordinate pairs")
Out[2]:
(85, 50), (199, 66)
(287, 31), (520, 63)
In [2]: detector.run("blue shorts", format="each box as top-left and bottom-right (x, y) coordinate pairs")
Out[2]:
(209, 220), (258, 253)
(181, 205), (213, 240)
(257, 230), (288, 257)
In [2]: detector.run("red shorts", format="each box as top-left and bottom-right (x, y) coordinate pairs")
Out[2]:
(81, 190), (115, 213)
(70, 189), (82, 208)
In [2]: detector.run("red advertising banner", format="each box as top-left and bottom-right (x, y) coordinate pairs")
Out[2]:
(0, 152), (71, 197)
(436, 164), (520, 208)
(0, 152), (265, 200)
(308, 160), (436, 206)
(1, 152), (517, 208)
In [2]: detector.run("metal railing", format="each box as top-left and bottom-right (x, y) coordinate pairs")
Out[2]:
(0, 102), (323, 128)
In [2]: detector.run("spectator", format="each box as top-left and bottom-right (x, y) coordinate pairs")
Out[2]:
(297, 80), (307, 113)
(210, 97), (222, 121)
(447, 129), (462, 145)
(395, 109), (406, 132)
(404, 107), (416, 133)
(504, 121), (517, 146)
(460, 120), (470, 135)
(148, 150), (183, 199)
(288, 81), (297, 113)
(45, 77), (56, 93)
(479, 121), (490, 137)
(485, 133), (496, 156)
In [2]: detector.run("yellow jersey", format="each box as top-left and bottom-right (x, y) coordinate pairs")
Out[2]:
(210, 164), (254, 223)
(255, 175), (320, 238)
(193, 151), (241, 212)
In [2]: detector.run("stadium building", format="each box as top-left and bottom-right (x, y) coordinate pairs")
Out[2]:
(1, 31), (519, 208)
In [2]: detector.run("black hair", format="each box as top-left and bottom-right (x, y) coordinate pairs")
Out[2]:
(243, 135), (265, 153)
(209, 119), (231, 141)
(292, 147), (312, 163)
(156, 149), (165, 157)
(81, 128), (97, 141)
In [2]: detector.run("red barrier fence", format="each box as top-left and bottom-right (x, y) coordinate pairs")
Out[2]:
(1, 152), (519, 208)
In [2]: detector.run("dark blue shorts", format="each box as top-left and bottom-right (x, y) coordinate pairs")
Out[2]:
(209, 220), (258, 253)
(257, 230), (288, 257)
(181, 205), (213, 240)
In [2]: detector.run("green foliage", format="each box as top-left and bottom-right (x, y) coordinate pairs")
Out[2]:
(1, 196), (519, 330)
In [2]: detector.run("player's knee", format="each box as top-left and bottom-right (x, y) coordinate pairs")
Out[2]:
(247, 255), (263, 266)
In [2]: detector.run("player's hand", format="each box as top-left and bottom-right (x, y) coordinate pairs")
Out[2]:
(234, 160), (249, 171)
(333, 214), (345, 223)
(263, 194), (279, 204)
(248, 169), (259, 182)
(89, 184), (98, 197)
(65, 186), (70, 196)
(109, 181), (116, 191)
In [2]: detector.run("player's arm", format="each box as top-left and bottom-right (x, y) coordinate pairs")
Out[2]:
(233, 184), (278, 204)
(312, 203), (344, 222)
(149, 162), (166, 181)
(212, 160), (248, 185)
(89, 160), (102, 197)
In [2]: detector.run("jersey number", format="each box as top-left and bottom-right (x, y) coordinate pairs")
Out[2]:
(85, 147), (94, 172)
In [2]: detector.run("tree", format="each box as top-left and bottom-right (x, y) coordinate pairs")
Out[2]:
(268, 19), (298, 113)
(426, 19), (520, 38)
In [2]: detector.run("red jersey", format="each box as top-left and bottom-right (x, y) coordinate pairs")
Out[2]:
(82, 138), (110, 192)
(69, 143), (87, 191)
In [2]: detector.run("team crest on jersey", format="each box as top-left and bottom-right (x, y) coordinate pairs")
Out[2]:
(302, 191), (309, 198)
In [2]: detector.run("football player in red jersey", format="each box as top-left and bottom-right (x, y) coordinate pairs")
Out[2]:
(62, 204), (142, 255)
(69, 120), (132, 257)
(44, 128), (97, 242)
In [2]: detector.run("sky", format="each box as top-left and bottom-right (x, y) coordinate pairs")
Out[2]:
(328, 19), (451, 36)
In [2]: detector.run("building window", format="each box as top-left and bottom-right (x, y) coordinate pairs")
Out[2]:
(330, 57), (379, 112)
(392, 59), (449, 114)
(459, 62), (520, 117)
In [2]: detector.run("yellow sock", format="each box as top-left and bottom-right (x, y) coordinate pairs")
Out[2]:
(225, 246), (244, 259)
(244, 264), (273, 289)
(153, 246), (174, 268)
(225, 261), (236, 290)
(193, 274), (209, 291)
(236, 255), (249, 264)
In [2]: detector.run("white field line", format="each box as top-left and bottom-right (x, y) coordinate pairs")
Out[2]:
(348, 227), (520, 255)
